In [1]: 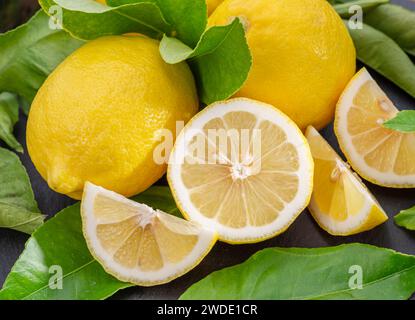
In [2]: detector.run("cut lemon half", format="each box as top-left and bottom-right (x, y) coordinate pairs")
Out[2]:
(168, 98), (314, 244)
(81, 182), (217, 286)
(335, 68), (415, 188)
(306, 126), (388, 236)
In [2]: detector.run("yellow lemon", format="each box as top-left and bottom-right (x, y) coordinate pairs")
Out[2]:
(27, 36), (198, 200)
(209, 0), (356, 130)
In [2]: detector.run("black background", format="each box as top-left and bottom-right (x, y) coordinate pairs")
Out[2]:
(0, 0), (415, 300)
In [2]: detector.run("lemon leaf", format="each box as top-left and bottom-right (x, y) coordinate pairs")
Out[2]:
(108, 0), (207, 47)
(395, 206), (415, 231)
(333, 0), (388, 18)
(383, 110), (415, 133)
(0, 10), (84, 103)
(0, 186), (178, 299)
(161, 19), (252, 104)
(0, 93), (22, 152)
(365, 4), (415, 57)
(39, 0), (172, 40)
(181, 244), (415, 300)
(345, 21), (415, 98)
(0, 203), (130, 300)
(0, 147), (44, 234)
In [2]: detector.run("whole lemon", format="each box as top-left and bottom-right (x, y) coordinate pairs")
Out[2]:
(27, 36), (198, 200)
(209, 0), (356, 129)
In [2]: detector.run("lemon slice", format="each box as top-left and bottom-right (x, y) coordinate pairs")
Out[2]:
(306, 126), (388, 236)
(168, 98), (314, 244)
(335, 68), (415, 188)
(81, 182), (217, 286)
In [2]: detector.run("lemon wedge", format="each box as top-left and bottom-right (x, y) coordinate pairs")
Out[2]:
(81, 182), (217, 286)
(335, 68), (415, 188)
(168, 98), (314, 244)
(306, 126), (388, 236)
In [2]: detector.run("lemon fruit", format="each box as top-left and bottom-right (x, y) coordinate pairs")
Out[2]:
(207, 0), (223, 14)
(81, 182), (216, 286)
(306, 126), (388, 236)
(208, 0), (356, 130)
(27, 36), (198, 200)
(168, 98), (314, 244)
(335, 68), (415, 188)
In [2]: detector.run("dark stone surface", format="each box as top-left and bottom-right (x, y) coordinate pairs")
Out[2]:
(0, 0), (414, 300)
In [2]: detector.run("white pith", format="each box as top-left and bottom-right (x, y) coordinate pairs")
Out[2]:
(168, 98), (314, 242)
(81, 182), (216, 285)
(336, 68), (415, 186)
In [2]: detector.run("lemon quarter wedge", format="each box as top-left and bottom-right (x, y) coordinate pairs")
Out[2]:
(81, 182), (217, 286)
(306, 126), (388, 236)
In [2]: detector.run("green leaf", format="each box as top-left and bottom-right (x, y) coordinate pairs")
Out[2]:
(161, 19), (251, 105)
(181, 244), (415, 300)
(345, 21), (415, 98)
(0, 10), (84, 103)
(395, 206), (415, 231)
(365, 4), (415, 57)
(0, 186), (178, 300)
(109, 0), (207, 47)
(39, 0), (171, 40)
(334, 0), (388, 18)
(383, 110), (415, 132)
(190, 19), (252, 105)
(160, 20), (247, 64)
(0, 203), (130, 300)
(0, 147), (44, 234)
(0, 93), (22, 152)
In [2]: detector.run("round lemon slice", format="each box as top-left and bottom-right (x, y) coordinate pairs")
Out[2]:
(335, 68), (415, 188)
(306, 126), (388, 236)
(81, 182), (217, 286)
(168, 98), (314, 244)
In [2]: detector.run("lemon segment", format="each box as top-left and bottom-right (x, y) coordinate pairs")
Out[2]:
(168, 98), (314, 244)
(306, 126), (388, 236)
(335, 68), (415, 188)
(81, 183), (217, 286)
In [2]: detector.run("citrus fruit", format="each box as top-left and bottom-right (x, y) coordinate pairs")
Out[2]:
(207, 0), (223, 14)
(335, 68), (415, 188)
(27, 36), (198, 200)
(168, 98), (314, 244)
(306, 126), (388, 236)
(81, 182), (217, 286)
(208, 0), (356, 130)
